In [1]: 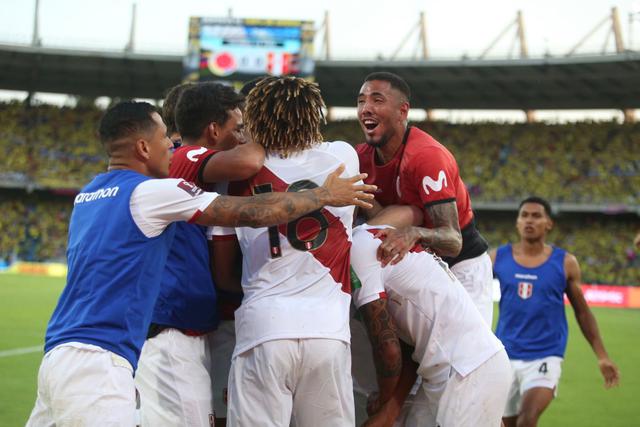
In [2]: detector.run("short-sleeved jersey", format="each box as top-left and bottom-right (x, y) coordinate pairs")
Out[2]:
(350, 225), (503, 383)
(212, 141), (357, 357)
(494, 244), (569, 360)
(45, 170), (218, 369)
(169, 145), (218, 190)
(151, 145), (221, 332)
(356, 127), (488, 265)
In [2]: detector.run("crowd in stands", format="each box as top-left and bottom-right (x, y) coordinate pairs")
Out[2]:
(323, 120), (640, 205)
(0, 101), (638, 285)
(0, 102), (106, 189)
(0, 192), (71, 264)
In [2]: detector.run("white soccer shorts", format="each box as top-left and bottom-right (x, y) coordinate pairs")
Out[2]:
(135, 328), (214, 427)
(450, 252), (494, 326)
(503, 356), (563, 417)
(209, 320), (236, 420)
(227, 338), (355, 427)
(395, 349), (511, 427)
(26, 343), (136, 427)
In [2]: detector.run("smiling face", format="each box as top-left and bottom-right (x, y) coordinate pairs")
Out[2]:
(356, 79), (409, 149)
(516, 202), (553, 242)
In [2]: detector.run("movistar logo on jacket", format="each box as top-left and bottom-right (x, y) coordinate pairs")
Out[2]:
(422, 171), (447, 194)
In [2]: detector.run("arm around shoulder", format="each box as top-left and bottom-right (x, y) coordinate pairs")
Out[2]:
(194, 165), (376, 228)
(200, 142), (265, 183)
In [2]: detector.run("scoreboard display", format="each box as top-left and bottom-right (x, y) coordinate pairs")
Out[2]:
(183, 17), (315, 82)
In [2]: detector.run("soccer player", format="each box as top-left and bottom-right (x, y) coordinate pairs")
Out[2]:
(355, 71), (493, 324)
(212, 76), (359, 427)
(351, 223), (510, 427)
(135, 82), (263, 426)
(25, 100), (375, 427)
(492, 196), (620, 427)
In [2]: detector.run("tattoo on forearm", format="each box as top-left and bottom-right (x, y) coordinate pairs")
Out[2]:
(362, 299), (402, 378)
(420, 203), (462, 256)
(210, 190), (324, 228)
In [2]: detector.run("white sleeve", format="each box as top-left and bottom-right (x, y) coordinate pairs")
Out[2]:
(350, 226), (387, 309)
(207, 225), (237, 241)
(130, 178), (219, 238)
(332, 140), (361, 179)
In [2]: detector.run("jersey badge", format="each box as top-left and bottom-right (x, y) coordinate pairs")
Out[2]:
(422, 170), (448, 195)
(518, 281), (533, 300)
(177, 180), (204, 197)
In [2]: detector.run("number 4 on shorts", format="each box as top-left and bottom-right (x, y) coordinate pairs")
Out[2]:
(538, 362), (548, 374)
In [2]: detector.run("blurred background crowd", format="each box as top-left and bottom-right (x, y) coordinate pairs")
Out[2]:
(0, 102), (638, 285)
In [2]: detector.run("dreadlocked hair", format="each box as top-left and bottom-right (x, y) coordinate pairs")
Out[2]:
(245, 76), (326, 158)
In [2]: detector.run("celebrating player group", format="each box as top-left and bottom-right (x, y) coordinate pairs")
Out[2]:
(26, 72), (618, 427)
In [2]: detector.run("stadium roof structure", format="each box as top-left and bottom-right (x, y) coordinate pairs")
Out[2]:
(1, 43), (640, 110)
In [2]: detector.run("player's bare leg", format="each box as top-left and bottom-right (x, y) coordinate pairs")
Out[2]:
(515, 387), (554, 427)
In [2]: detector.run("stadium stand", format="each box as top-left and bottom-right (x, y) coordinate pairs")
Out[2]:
(0, 190), (71, 264)
(322, 120), (640, 205)
(0, 102), (106, 189)
(0, 103), (637, 285)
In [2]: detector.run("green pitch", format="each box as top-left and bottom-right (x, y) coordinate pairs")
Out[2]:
(0, 274), (639, 426)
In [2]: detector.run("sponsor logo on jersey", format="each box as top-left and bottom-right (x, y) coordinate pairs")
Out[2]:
(518, 281), (533, 299)
(177, 180), (204, 197)
(74, 186), (119, 204)
(422, 170), (448, 195)
(515, 273), (538, 280)
(186, 146), (208, 162)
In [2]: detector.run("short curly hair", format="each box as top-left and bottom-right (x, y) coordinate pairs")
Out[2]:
(244, 76), (325, 157)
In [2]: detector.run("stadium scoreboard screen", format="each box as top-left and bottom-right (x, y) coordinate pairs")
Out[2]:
(184, 17), (315, 82)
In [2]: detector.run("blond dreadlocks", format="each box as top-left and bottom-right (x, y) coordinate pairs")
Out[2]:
(245, 76), (326, 158)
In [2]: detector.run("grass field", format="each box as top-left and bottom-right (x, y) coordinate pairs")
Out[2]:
(0, 274), (639, 427)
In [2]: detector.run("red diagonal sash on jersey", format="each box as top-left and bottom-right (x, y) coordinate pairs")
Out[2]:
(233, 167), (352, 293)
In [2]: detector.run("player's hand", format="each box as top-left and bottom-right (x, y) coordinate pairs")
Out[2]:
(634, 232), (640, 250)
(598, 357), (620, 389)
(374, 227), (420, 267)
(321, 164), (376, 209)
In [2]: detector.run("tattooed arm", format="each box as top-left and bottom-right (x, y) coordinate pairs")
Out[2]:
(195, 165), (376, 228)
(359, 298), (402, 405)
(364, 340), (417, 427)
(374, 201), (462, 266)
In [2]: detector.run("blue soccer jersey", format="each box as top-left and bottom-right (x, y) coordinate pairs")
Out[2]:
(150, 145), (220, 332)
(151, 221), (218, 331)
(44, 170), (217, 369)
(494, 244), (569, 360)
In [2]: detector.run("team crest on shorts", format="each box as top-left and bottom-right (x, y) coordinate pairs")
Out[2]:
(518, 281), (533, 299)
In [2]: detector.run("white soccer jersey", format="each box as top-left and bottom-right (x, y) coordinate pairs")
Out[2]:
(212, 141), (358, 357)
(351, 225), (504, 383)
